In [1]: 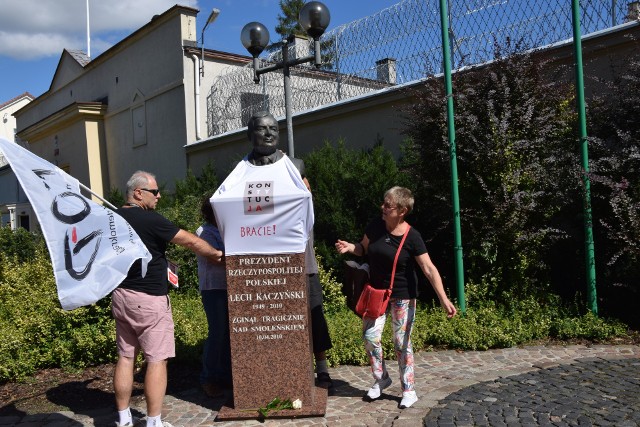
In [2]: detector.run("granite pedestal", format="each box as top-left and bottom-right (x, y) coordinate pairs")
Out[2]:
(216, 253), (327, 420)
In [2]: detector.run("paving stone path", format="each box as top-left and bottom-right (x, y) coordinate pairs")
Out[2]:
(2, 344), (639, 426)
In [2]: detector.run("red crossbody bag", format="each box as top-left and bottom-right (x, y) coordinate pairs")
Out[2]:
(355, 225), (410, 319)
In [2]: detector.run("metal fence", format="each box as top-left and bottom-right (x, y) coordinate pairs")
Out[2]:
(206, 0), (636, 137)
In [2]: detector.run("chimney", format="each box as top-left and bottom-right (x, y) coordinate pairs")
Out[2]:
(376, 58), (397, 85)
(292, 35), (312, 66)
(626, 1), (640, 21)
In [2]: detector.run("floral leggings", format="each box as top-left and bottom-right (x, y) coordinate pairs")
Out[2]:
(362, 298), (416, 391)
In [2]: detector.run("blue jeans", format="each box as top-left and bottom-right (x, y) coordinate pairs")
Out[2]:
(200, 289), (232, 385)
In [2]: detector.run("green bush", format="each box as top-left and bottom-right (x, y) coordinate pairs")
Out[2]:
(324, 278), (629, 364)
(586, 52), (640, 327)
(0, 240), (630, 382)
(0, 248), (116, 381)
(105, 186), (125, 208)
(303, 140), (409, 277)
(317, 254), (347, 315)
(325, 309), (368, 366)
(171, 292), (208, 365)
(0, 225), (45, 263)
(550, 312), (627, 341)
(160, 192), (203, 294)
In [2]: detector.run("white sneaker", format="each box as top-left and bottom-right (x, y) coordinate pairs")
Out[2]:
(366, 375), (392, 399)
(399, 390), (418, 408)
(115, 417), (139, 427)
(143, 420), (173, 427)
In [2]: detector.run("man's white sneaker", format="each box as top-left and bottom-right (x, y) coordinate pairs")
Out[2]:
(399, 390), (418, 408)
(115, 418), (139, 427)
(115, 417), (139, 427)
(366, 375), (392, 399)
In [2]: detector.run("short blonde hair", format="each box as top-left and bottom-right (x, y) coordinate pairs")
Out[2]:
(385, 186), (414, 214)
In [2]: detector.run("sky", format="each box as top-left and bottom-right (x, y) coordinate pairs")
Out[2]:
(0, 0), (395, 103)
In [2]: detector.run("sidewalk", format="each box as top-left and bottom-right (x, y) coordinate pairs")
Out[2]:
(3, 344), (639, 426)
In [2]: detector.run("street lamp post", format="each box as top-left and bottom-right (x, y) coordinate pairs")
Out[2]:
(241, 1), (330, 158)
(201, 8), (221, 77)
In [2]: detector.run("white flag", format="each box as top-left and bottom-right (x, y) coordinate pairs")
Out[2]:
(0, 137), (151, 310)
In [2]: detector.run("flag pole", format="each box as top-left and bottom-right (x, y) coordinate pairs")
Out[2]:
(439, 0), (466, 313)
(86, 0), (91, 58)
(79, 182), (118, 210)
(571, 0), (597, 314)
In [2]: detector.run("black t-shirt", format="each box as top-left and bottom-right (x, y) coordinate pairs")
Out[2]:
(116, 207), (180, 296)
(365, 217), (428, 299)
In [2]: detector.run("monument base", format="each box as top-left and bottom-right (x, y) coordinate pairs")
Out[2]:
(215, 385), (328, 421)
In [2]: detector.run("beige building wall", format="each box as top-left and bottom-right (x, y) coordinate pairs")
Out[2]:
(0, 93), (34, 165)
(183, 49), (252, 144)
(18, 103), (108, 200)
(0, 167), (34, 230)
(186, 84), (410, 178)
(15, 6), (203, 194)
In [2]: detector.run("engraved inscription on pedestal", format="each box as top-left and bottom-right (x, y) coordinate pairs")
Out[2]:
(225, 252), (315, 410)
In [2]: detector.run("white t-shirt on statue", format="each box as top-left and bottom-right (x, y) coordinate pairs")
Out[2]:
(211, 155), (314, 256)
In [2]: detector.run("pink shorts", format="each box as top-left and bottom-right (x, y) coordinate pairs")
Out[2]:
(111, 288), (175, 362)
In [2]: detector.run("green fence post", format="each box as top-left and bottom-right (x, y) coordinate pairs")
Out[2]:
(571, 0), (598, 314)
(439, 0), (466, 313)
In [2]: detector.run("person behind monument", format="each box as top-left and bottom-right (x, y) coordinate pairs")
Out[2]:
(196, 196), (232, 398)
(334, 186), (457, 409)
(244, 110), (334, 388)
(112, 171), (224, 427)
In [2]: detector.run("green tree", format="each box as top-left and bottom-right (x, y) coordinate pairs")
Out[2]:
(274, 0), (307, 40)
(268, 0), (335, 69)
(402, 42), (580, 300)
(586, 51), (640, 327)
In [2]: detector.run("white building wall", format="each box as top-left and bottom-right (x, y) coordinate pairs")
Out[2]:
(0, 95), (33, 166)
(0, 94), (36, 230)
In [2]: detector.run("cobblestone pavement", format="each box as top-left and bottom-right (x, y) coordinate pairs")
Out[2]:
(2, 344), (639, 426)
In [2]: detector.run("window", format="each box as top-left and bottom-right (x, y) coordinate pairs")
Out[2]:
(18, 214), (30, 231)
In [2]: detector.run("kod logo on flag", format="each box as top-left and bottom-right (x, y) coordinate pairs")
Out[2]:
(244, 181), (274, 214)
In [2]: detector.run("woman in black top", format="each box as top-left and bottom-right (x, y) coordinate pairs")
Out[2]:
(336, 186), (456, 409)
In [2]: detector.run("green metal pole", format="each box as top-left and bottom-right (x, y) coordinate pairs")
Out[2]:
(439, 0), (466, 313)
(571, 0), (598, 314)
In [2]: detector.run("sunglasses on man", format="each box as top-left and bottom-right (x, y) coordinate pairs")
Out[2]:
(139, 188), (160, 196)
